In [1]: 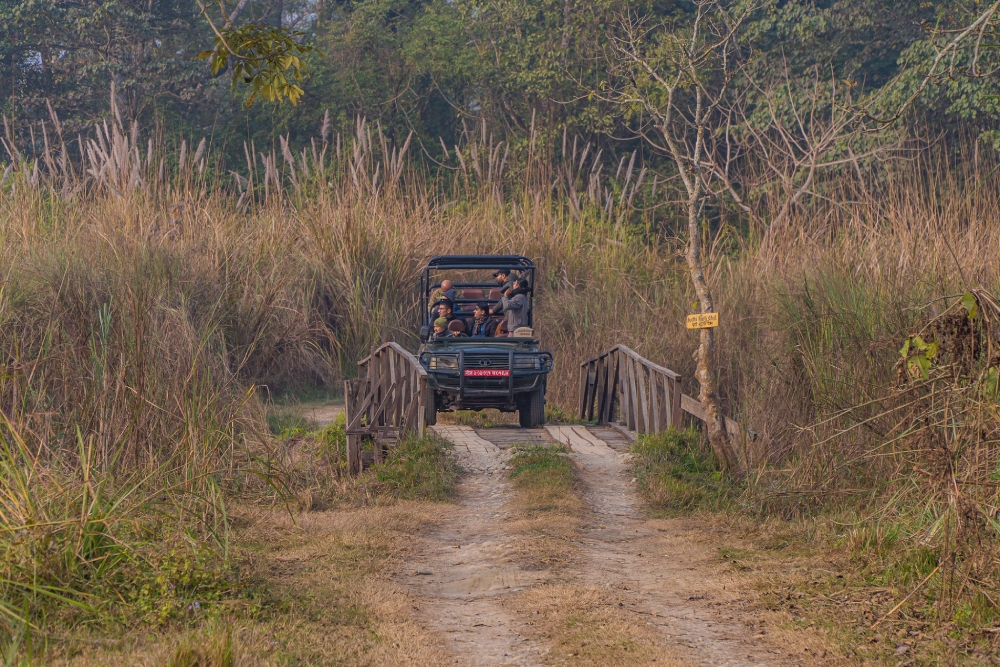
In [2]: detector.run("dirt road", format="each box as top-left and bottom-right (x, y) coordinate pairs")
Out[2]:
(398, 424), (801, 667)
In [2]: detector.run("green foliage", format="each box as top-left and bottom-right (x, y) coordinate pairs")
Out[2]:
(371, 436), (456, 501)
(0, 424), (238, 644)
(507, 444), (576, 511)
(267, 411), (313, 437)
(199, 23), (315, 106)
(508, 444), (573, 484)
(899, 334), (938, 380)
(121, 543), (235, 626)
(315, 413), (348, 462)
(631, 428), (733, 514)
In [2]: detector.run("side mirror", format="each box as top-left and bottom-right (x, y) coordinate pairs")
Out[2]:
(419, 325), (429, 342)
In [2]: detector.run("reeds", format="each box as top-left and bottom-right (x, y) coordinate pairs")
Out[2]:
(4, 94), (1000, 638)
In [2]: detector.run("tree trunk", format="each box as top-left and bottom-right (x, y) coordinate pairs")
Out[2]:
(685, 196), (739, 472)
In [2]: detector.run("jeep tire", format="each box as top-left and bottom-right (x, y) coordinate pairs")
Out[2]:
(518, 389), (545, 428)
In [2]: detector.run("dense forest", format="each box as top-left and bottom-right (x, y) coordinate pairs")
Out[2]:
(4, 0), (1000, 158)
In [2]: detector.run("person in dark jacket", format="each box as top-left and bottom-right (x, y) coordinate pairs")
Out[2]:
(432, 317), (450, 338)
(499, 279), (530, 331)
(439, 279), (462, 312)
(435, 299), (466, 335)
(469, 303), (497, 337)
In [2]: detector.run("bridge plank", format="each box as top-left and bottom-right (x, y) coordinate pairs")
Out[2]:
(431, 425), (498, 454)
(474, 427), (553, 449)
(586, 426), (632, 452)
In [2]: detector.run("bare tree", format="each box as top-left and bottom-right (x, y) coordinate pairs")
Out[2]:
(603, 1), (870, 471)
(605, 2), (754, 471)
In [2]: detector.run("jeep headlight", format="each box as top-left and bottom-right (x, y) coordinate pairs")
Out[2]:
(429, 355), (459, 370)
(513, 356), (541, 370)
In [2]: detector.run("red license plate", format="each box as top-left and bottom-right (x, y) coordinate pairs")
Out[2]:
(464, 369), (510, 377)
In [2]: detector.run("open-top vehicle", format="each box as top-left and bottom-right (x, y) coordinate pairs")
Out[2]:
(418, 255), (554, 428)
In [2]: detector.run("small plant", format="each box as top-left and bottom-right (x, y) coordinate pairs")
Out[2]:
(168, 620), (235, 667)
(631, 428), (733, 514)
(507, 444), (576, 512)
(371, 436), (456, 501)
(267, 411), (314, 437)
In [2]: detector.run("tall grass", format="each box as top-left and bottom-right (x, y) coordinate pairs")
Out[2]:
(5, 97), (1000, 641)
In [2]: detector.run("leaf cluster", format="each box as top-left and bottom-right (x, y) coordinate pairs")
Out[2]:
(199, 23), (315, 107)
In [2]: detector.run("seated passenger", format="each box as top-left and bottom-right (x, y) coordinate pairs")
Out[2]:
(432, 317), (453, 338)
(440, 279), (461, 312)
(499, 279), (530, 331)
(437, 300), (466, 335)
(430, 297), (453, 320)
(469, 303), (497, 337)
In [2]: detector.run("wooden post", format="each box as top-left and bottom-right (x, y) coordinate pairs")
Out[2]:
(670, 374), (683, 429)
(417, 375), (427, 437)
(637, 361), (650, 434)
(607, 350), (620, 425)
(649, 369), (660, 433)
(344, 379), (363, 475)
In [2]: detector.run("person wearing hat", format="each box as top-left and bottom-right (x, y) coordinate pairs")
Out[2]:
(440, 279), (461, 312)
(432, 317), (451, 338)
(498, 278), (530, 331)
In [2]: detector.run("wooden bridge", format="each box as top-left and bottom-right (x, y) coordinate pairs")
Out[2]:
(343, 342), (750, 473)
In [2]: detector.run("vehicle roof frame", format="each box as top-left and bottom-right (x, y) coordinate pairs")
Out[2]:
(420, 254), (536, 329)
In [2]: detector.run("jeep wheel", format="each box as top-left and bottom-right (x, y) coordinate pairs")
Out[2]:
(518, 390), (545, 428)
(424, 387), (437, 426)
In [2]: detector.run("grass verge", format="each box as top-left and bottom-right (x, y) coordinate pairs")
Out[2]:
(631, 428), (735, 515)
(22, 432), (455, 664)
(508, 444), (578, 515)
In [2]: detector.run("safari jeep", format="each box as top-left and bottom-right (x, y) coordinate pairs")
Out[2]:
(418, 255), (554, 428)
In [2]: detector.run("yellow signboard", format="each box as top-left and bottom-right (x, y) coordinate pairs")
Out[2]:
(686, 313), (719, 329)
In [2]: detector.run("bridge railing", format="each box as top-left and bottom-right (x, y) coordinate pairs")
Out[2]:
(344, 342), (428, 474)
(579, 345), (748, 440)
(579, 345), (683, 434)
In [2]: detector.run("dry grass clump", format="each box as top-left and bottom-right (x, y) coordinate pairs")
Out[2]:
(510, 584), (681, 667)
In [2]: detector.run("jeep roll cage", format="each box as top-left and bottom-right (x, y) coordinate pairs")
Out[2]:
(419, 254), (535, 338)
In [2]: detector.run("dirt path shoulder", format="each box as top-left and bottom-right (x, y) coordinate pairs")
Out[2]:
(400, 424), (820, 667)
(546, 425), (785, 666)
(399, 425), (549, 665)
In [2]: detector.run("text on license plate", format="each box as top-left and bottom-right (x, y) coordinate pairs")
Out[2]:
(464, 369), (510, 377)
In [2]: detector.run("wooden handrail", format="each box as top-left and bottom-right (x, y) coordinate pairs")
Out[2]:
(358, 342), (427, 378)
(579, 345), (681, 381)
(345, 342), (429, 474)
(579, 345), (684, 435)
(579, 345), (754, 442)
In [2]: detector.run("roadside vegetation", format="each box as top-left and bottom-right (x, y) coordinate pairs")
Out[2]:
(507, 444), (578, 515)
(4, 39), (1000, 659)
